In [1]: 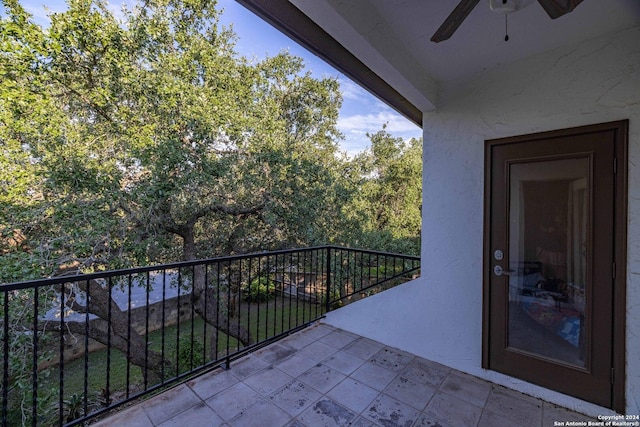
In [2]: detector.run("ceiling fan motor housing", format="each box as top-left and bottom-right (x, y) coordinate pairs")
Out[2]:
(489, 0), (519, 14)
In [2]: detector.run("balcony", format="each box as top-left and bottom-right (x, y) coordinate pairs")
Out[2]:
(1, 246), (420, 426)
(0, 246), (597, 426)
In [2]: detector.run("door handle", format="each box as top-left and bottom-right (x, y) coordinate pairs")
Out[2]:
(493, 265), (515, 276)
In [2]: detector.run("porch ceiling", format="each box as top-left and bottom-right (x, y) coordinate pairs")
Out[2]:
(237, 0), (640, 123)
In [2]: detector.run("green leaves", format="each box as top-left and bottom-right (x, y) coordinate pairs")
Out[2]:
(0, 0), (345, 277)
(1, 0), (420, 282)
(341, 127), (423, 255)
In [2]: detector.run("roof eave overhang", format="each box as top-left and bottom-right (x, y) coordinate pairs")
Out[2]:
(235, 0), (423, 128)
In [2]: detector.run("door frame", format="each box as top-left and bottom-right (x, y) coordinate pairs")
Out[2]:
(481, 120), (628, 412)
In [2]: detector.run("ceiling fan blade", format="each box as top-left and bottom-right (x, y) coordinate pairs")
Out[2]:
(431, 0), (481, 43)
(537, 0), (584, 19)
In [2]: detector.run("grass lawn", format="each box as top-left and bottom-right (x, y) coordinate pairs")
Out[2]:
(40, 294), (325, 412)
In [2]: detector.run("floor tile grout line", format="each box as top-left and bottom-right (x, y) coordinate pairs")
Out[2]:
(264, 330), (384, 425)
(267, 329), (487, 427)
(103, 324), (597, 427)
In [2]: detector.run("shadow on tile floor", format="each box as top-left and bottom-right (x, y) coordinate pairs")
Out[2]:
(92, 323), (599, 427)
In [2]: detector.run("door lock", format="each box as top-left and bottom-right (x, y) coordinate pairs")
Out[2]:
(493, 265), (514, 276)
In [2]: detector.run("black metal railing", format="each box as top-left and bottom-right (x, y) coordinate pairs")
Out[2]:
(0, 246), (419, 427)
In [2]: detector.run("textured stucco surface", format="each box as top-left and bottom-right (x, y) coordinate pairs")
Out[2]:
(325, 25), (640, 416)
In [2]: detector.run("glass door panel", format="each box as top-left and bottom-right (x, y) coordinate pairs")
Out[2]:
(507, 157), (589, 367)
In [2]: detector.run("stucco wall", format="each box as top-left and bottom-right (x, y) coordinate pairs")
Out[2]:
(325, 25), (640, 416)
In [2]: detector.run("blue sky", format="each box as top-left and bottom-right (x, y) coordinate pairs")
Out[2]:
(6, 0), (422, 156)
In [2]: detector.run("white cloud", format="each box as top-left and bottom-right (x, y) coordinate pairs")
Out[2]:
(336, 77), (422, 155)
(20, 4), (57, 26)
(338, 110), (421, 135)
(336, 108), (422, 158)
(339, 78), (372, 103)
(340, 133), (372, 158)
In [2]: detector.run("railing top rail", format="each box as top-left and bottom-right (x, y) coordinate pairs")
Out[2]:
(327, 246), (420, 260)
(0, 245), (419, 291)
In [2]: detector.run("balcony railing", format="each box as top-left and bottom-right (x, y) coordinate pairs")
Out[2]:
(0, 246), (419, 427)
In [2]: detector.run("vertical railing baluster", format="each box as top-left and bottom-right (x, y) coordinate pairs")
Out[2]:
(273, 253), (278, 337)
(161, 270), (167, 383)
(287, 252), (292, 331)
(351, 249), (355, 295)
(356, 250), (359, 293)
(215, 262), (221, 364)
(236, 259), (242, 352)
(190, 265), (195, 371)
(246, 257), (252, 347)
(32, 287), (39, 427)
(318, 249), (321, 313)
(279, 253), (283, 334)
(256, 256), (261, 344)
(346, 249), (351, 297)
(348, 250), (352, 295)
(393, 257), (397, 287)
(384, 255), (388, 281)
(341, 249), (346, 304)
(176, 269), (182, 377)
(126, 274), (132, 399)
(83, 280), (90, 420)
(302, 250), (307, 324)
(280, 253), (284, 332)
(342, 249), (347, 299)
(288, 252), (291, 328)
(298, 251), (303, 324)
(144, 271), (150, 390)
(352, 250), (356, 295)
(293, 251), (304, 327)
(106, 277), (113, 406)
(368, 252), (373, 294)
(59, 284), (65, 427)
(225, 260), (231, 367)
(382, 255), (386, 281)
(325, 246), (331, 313)
(264, 255), (269, 343)
(2, 290), (8, 427)
(203, 263), (209, 365)
(349, 249), (353, 295)
(294, 251), (298, 327)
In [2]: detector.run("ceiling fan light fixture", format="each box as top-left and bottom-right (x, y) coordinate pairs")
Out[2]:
(489, 0), (518, 14)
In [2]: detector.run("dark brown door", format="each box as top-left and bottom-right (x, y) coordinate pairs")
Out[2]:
(483, 121), (627, 410)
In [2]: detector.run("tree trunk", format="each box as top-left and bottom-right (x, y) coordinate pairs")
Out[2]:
(61, 279), (172, 385)
(189, 262), (253, 359)
(178, 223), (253, 354)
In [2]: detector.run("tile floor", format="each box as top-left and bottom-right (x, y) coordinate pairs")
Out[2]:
(92, 323), (597, 426)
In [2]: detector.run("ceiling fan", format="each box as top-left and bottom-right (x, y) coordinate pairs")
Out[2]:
(431, 0), (584, 42)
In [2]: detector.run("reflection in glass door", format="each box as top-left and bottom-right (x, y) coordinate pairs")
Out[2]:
(507, 157), (589, 367)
